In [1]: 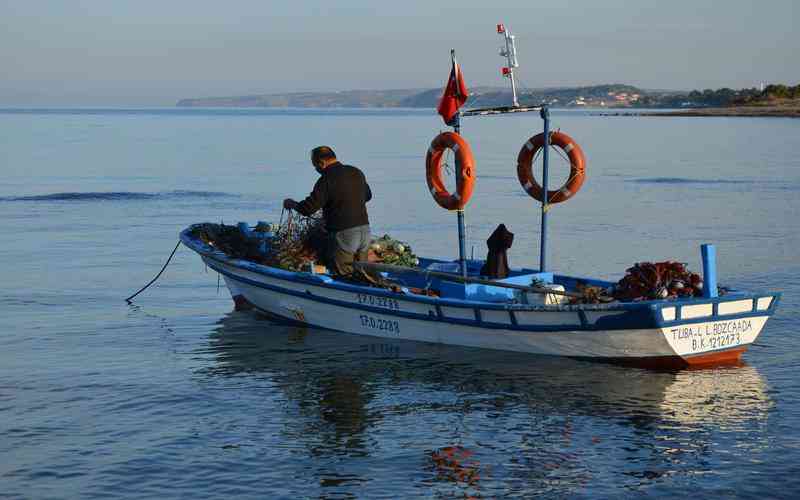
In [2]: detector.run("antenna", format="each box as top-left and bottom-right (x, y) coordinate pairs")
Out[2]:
(497, 23), (520, 108)
(461, 23), (540, 117)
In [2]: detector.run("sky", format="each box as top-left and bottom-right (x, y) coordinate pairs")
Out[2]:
(0, 0), (797, 105)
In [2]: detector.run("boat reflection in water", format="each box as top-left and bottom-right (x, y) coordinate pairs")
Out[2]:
(199, 311), (774, 497)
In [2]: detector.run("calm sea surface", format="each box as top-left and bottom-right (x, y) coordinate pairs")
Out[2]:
(1, 108), (799, 498)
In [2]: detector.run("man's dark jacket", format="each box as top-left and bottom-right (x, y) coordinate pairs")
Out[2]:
(295, 162), (372, 231)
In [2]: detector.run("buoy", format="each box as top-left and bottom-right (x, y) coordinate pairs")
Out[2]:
(426, 132), (476, 210)
(517, 131), (586, 203)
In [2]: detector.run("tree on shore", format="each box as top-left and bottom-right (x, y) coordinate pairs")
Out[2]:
(762, 84), (800, 99)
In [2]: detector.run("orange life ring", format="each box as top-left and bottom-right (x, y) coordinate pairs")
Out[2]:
(517, 131), (586, 203)
(425, 132), (475, 210)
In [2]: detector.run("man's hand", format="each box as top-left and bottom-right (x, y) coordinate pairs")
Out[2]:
(283, 198), (298, 210)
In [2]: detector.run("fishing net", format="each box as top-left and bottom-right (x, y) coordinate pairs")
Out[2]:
(190, 214), (419, 277)
(613, 261), (706, 301)
(189, 216), (326, 271)
(569, 261), (720, 304)
(262, 214), (327, 271)
(568, 282), (612, 305)
(190, 223), (265, 262)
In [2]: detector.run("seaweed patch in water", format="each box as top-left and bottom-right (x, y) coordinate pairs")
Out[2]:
(0, 190), (238, 202)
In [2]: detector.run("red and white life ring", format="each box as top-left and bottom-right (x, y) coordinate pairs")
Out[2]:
(517, 131), (586, 203)
(425, 132), (476, 210)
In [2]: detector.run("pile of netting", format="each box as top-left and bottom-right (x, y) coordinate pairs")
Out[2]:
(189, 217), (327, 271)
(262, 216), (327, 271)
(568, 282), (613, 305)
(613, 261), (705, 301)
(190, 217), (420, 274)
(189, 223), (267, 263)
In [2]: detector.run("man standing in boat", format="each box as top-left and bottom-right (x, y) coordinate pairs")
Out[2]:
(283, 146), (372, 277)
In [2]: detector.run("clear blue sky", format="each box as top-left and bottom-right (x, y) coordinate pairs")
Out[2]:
(1, 0), (797, 105)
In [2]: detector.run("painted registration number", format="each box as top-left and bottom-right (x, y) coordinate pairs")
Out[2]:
(359, 314), (401, 334)
(356, 293), (400, 310)
(670, 319), (752, 353)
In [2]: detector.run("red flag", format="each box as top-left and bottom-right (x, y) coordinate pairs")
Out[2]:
(437, 56), (468, 126)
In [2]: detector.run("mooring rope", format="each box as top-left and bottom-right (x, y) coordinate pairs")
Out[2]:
(125, 209), (317, 303)
(125, 240), (182, 303)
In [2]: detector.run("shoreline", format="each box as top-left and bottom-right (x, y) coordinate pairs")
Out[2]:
(606, 105), (800, 118)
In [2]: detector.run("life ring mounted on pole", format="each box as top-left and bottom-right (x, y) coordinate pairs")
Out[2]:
(426, 132), (476, 211)
(517, 131), (586, 204)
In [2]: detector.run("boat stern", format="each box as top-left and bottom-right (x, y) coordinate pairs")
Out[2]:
(652, 293), (781, 367)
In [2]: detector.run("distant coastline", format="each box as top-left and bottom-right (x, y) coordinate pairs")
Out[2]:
(177, 83), (800, 118)
(176, 84), (658, 109)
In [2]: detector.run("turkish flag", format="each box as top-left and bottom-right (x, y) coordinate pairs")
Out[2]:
(436, 57), (469, 126)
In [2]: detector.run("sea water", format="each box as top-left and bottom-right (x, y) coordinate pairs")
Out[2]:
(1, 108), (799, 498)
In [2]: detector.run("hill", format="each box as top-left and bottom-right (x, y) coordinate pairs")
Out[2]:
(177, 84), (646, 108)
(177, 89), (424, 108)
(176, 83), (800, 112)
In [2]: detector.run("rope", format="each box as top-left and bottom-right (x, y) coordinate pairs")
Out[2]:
(444, 147), (453, 176)
(551, 143), (571, 164)
(534, 141), (580, 190)
(527, 139), (581, 211)
(125, 240), (182, 303)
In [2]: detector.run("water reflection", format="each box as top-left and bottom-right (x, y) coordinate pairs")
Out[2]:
(661, 367), (773, 428)
(199, 311), (774, 497)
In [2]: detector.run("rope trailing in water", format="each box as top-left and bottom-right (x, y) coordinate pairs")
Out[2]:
(125, 240), (182, 303)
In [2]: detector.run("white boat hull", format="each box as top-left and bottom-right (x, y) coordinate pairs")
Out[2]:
(201, 254), (777, 369)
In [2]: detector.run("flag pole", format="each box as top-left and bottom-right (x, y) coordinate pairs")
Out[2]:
(451, 49), (468, 279)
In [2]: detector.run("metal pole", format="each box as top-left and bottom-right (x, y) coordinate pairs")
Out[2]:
(451, 49), (468, 279)
(503, 29), (520, 107)
(701, 244), (718, 298)
(457, 210), (467, 278)
(539, 106), (550, 272)
(509, 69), (519, 107)
(454, 112), (467, 279)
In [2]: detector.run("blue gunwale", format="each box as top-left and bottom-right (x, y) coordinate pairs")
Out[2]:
(181, 225), (781, 332)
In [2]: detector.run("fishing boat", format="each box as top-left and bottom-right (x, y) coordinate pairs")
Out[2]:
(180, 25), (780, 369)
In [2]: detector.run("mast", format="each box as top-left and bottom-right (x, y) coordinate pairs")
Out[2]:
(497, 23), (550, 271)
(497, 24), (520, 108)
(454, 25), (553, 275)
